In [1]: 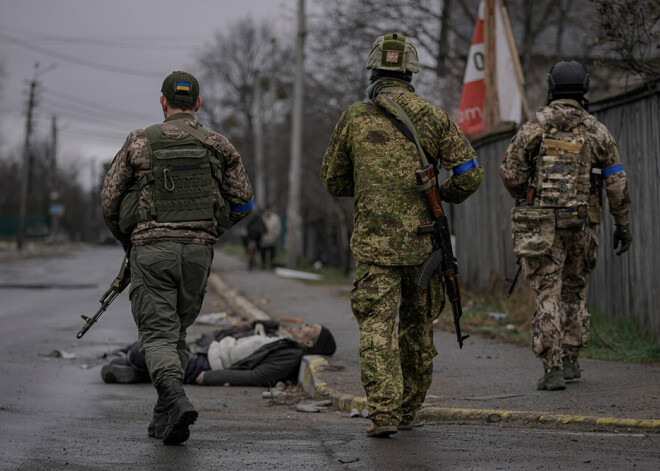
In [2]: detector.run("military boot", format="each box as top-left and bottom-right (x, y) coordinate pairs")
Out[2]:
(156, 379), (198, 445)
(147, 396), (169, 439)
(366, 424), (398, 438)
(536, 367), (566, 391)
(562, 357), (582, 381)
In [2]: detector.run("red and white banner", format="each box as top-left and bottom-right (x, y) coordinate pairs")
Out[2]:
(457, 0), (524, 137)
(457, 1), (486, 137)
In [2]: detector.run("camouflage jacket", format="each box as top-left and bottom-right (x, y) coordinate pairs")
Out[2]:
(320, 80), (483, 265)
(101, 113), (254, 246)
(499, 99), (631, 225)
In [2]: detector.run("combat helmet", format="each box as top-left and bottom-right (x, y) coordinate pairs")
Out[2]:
(547, 60), (590, 103)
(366, 33), (419, 74)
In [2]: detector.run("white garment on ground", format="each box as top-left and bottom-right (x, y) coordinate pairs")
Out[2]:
(207, 334), (285, 371)
(261, 212), (282, 248)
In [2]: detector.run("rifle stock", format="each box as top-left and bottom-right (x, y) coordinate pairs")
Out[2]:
(76, 254), (131, 339)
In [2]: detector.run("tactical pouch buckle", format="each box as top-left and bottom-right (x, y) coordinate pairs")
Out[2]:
(555, 206), (586, 229)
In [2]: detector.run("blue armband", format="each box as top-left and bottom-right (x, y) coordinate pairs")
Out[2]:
(231, 198), (254, 212)
(452, 159), (479, 176)
(602, 164), (624, 177)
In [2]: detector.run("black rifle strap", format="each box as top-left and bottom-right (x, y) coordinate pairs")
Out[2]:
(369, 98), (437, 167)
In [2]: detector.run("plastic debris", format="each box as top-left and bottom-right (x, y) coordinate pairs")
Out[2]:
(274, 267), (323, 281)
(39, 350), (76, 360)
(296, 400), (332, 413)
(488, 312), (508, 325)
(195, 312), (231, 325)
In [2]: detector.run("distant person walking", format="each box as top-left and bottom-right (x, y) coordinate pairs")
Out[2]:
(321, 34), (482, 437)
(101, 71), (254, 445)
(499, 60), (632, 391)
(260, 207), (282, 269)
(242, 208), (267, 270)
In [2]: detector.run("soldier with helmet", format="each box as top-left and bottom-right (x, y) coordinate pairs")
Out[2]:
(320, 34), (483, 437)
(499, 60), (632, 391)
(101, 71), (254, 444)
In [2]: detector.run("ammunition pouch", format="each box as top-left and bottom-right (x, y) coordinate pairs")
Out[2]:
(118, 173), (157, 234)
(555, 204), (587, 229)
(511, 207), (556, 257)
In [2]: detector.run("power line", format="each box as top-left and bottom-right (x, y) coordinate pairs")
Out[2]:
(34, 123), (128, 143)
(41, 95), (154, 124)
(41, 87), (155, 121)
(0, 31), (162, 79)
(0, 24), (208, 47)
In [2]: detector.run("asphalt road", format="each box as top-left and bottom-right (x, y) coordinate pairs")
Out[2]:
(0, 245), (658, 470)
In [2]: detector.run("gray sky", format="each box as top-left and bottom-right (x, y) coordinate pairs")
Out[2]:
(0, 0), (290, 184)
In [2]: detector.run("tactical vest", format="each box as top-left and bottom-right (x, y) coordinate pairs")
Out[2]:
(119, 121), (228, 234)
(532, 125), (591, 228)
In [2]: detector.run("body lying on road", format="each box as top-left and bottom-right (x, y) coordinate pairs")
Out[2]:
(101, 320), (336, 387)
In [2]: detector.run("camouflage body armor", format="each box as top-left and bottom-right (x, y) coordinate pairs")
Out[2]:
(533, 125), (591, 228)
(119, 121), (228, 234)
(512, 123), (591, 257)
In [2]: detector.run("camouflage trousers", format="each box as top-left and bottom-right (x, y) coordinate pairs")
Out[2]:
(129, 242), (213, 387)
(522, 226), (599, 369)
(351, 262), (444, 426)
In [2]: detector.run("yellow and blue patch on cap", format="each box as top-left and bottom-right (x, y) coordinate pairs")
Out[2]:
(176, 82), (191, 92)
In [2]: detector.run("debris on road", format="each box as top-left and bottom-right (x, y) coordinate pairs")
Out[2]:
(274, 267), (323, 281)
(39, 350), (76, 360)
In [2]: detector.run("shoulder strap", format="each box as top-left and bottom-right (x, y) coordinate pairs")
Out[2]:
(168, 119), (225, 182)
(369, 97), (435, 167)
(168, 119), (225, 155)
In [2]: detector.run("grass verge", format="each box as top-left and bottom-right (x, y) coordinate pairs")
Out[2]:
(435, 279), (660, 364)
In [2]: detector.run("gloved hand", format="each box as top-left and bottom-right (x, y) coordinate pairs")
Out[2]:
(613, 224), (632, 255)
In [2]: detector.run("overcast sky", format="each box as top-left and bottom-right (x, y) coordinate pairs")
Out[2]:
(0, 0), (291, 184)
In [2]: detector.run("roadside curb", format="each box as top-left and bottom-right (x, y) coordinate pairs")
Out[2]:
(207, 273), (270, 321)
(208, 269), (660, 431)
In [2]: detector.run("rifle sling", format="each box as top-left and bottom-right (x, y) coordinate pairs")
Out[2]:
(369, 97), (437, 168)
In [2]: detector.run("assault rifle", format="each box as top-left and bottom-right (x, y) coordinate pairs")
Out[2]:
(76, 254), (131, 339)
(369, 95), (469, 349)
(415, 164), (469, 348)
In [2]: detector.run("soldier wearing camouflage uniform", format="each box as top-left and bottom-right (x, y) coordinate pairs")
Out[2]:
(101, 71), (254, 444)
(499, 60), (632, 391)
(320, 34), (483, 437)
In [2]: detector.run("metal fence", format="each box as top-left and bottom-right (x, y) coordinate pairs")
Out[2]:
(454, 81), (660, 342)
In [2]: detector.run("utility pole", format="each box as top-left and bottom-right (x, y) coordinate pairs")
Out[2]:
(267, 37), (277, 208)
(286, 0), (305, 268)
(50, 115), (57, 173)
(17, 64), (39, 251)
(253, 71), (266, 209)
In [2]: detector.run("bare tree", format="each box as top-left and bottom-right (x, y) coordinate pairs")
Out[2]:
(589, 0), (660, 80)
(195, 18), (276, 175)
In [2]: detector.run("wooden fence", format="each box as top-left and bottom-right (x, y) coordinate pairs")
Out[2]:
(454, 81), (660, 342)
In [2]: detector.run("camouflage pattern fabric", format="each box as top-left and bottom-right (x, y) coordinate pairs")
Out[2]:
(499, 99), (631, 225)
(351, 263), (444, 425)
(321, 81), (481, 425)
(101, 112), (254, 247)
(320, 80), (483, 266)
(522, 226), (598, 368)
(500, 99), (630, 369)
